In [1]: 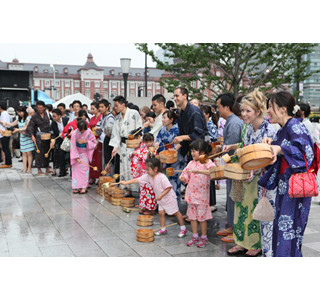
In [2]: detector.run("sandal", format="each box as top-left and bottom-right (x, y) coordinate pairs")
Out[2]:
(73, 190), (79, 194)
(37, 171), (45, 176)
(227, 245), (247, 256)
(217, 228), (233, 236)
(79, 189), (87, 194)
(143, 210), (156, 215)
(245, 249), (262, 257)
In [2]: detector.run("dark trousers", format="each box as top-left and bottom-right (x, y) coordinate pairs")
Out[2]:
(209, 181), (216, 206)
(1, 137), (12, 165)
(103, 136), (120, 176)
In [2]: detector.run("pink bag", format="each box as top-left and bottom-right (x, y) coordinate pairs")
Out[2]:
(288, 153), (318, 198)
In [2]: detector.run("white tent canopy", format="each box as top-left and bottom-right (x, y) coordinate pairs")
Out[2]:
(52, 92), (93, 108)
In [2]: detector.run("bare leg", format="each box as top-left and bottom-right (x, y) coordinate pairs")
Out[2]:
(159, 210), (166, 228)
(190, 220), (198, 235)
(22, 152), (27, 172)
(27, 152), (33, 172)
(199, 221), (207, 237)
(174, 211), (185, 226)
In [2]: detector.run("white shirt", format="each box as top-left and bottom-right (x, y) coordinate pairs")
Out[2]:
(0, 111), (12, 138)
(150, 111), (165, 137)
(57, 120), (64, 133)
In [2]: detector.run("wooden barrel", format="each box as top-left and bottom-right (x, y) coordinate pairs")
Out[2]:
(111, 197), (122, 206)
(1, 130), (12, 137)
(104, 194), (111, 202)
(209, 165), (225, 180)
(224, 163), (251, 180)
(159, 149), (178, 164)
(136, 228), (154, 242)
(237, 143), (272, 170)
(121, 197), (135, 208)
(126, 139), (141, 148)
(41, 133), (51, 140)
(98, 176), (115, 188)
(111, 188), (125, 198)
(137, 215), (153, 227)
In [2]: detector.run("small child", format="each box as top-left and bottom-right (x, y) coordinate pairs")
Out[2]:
(179, 139), (215, 247)
(120, 156), (186, 238)
(129, 132), (157, 215)
(70, 119), (97, 194)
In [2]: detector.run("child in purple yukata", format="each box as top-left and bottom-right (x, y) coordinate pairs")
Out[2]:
(179, 139), (215, 248)
(120, 155), (187, 238)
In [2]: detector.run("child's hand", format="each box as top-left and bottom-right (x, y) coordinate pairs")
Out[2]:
(179, 175), (186, 182)
(77, 158), (81, 163)
(119, 180), (126, 185)
(156, 195), (162, 201)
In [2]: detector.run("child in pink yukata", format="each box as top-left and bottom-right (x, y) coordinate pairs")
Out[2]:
(179, 139), (215, 248)
(120, 156), (186, 238)
(129, 133), (157, 215)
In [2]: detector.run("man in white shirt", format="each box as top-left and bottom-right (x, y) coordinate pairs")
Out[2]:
(150, 94), (167, 138)
(0, 104), (13, 168)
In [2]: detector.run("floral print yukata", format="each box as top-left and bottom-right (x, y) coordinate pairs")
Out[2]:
(258, 118), (314, 257)
(129, 143), (157, 211)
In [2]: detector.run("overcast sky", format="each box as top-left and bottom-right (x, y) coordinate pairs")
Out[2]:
(0, 43), (157, 68)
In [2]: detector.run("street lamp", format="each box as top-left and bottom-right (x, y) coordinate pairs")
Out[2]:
(50, 64), (55, 101)
(120, 58), (131, 100)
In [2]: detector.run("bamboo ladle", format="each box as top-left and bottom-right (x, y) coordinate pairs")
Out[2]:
(128, 127), (143, 140)
(113, 169), (132, 179)
(79, 160), (98, 171)
(166, 167), (209, 176)
(199, 149), (238, 164)
(101, 156), (113, 175)
(153, 222), (178, 232)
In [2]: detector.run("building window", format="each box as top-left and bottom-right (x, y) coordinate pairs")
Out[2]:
(65, 90), (70, 96)
(103, 82), (108, 88)
(130, 82), (135, 88)
(95, 81), (100, 88)
(44, 69), (48, 73)
(112, 82), (117, 88)
(110, 69), (115, 76)
(85, 81), (90, 87)
(104, 92), (108, 98)
(86, 90), (91, 98)
(119, 72), (123, 76)
(147, 91), (152, 97)
(147, 83), (152, 88)
(45, 80), (50, 87)
(34, 79), (40, 86)
(64, 68), (68, 74)
(55, 81), (60, 87)
(156, 83), (160, 89)
(65, 81), (70, 87)
(112, 90), (117, 96)
(34, 66), (38, 73)
(56, 90), (60, 99)
(75, 81), (80, 87)
(136, 73), (140, 77)
(130, 90), (135, 97)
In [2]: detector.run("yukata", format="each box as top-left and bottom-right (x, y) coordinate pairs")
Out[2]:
(89, 114), (103, 180)
(233, 119), (277, 256)
(207, 119), (218, 142)
(217, 117), (226, 138)
(109, 108), (142, 192)
(129, 143), (157, 211)
(137, 173), (179, 215)
(25, 111), (51, 168)
(182, 159), (215, 222)
(155, 124), (184, 205)
(70, 128), (96, 190)
(258, 118), (314, 257)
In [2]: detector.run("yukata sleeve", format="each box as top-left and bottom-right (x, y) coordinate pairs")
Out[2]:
(25, 115), (37, 137)
(137, 174), (151, 186)
(70, 131), (80, 163)
(181, 161), (192, 183)
(86, 130), (97, 151)
(208, 122), (218, 142)
(160, 174), (172, 190)
(281, 123), (314, 174)
(109, 118), (121, 149)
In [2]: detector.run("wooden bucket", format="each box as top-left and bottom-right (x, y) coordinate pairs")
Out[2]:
(224, 163), (250, 180)
(126, 139), (141, 148)
(104, 194), (111, 202)
(121, 197), (135, 208)
(166, 167), (175, 177)
(136, 228), (154, 243)
(98, 176), (115, 188)
(111, 197), (122, 206)
(159, 149), (178, 164)
(1, 130), (12, 137)
(209, 165), (225, 180)
(237, 143), (272, 170)
(41, 133), (51, 140)
(137, 215), (153, 227)
(111, 188), (125, 198)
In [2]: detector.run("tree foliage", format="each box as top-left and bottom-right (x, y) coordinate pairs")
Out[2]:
(136, 43), (319, 101)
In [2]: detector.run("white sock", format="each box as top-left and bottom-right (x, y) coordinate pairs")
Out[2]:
(161, 227), (166, 231)
(180, 225), (186, 230)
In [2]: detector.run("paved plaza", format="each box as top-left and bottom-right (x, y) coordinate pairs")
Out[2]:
(0, 158), (320, 257)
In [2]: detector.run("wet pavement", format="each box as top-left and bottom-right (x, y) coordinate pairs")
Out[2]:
(0, 157), (320, 257)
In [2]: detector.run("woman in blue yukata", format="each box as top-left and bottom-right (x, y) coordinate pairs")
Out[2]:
(154, 110), (184, 208)
(259, 91), (314, 257)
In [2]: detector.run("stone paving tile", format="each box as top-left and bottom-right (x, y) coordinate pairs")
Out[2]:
(32, 231), (66, 247)
(0, 235), (8, 252)
(63, 236), (101, 252)
(73, 248), (108, 257)
(39, 244), (75, 257)
(82, 226), (119, 242)
(130, 243), (172, 257)
(9, 246), (42, 257)
(0, 251), (10, 257)
(96, 239), (139, 257)
(101, 219), (136, 233)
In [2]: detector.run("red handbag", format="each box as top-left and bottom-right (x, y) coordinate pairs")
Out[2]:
(288, 153), (318, 198)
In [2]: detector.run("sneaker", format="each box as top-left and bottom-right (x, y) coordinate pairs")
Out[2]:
(154, 229), (167, 236)
(197, 237), (208, 248)
(187, 236), (199, 246)
(177, 228), (187, 238)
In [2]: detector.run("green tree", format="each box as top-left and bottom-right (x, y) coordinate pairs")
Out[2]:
(136, 43), (319, 101)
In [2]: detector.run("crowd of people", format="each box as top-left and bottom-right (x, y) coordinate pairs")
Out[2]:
(0, 86), (319, 257)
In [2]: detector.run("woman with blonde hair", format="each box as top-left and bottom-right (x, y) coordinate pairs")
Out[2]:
(223, 89), (277, 256)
